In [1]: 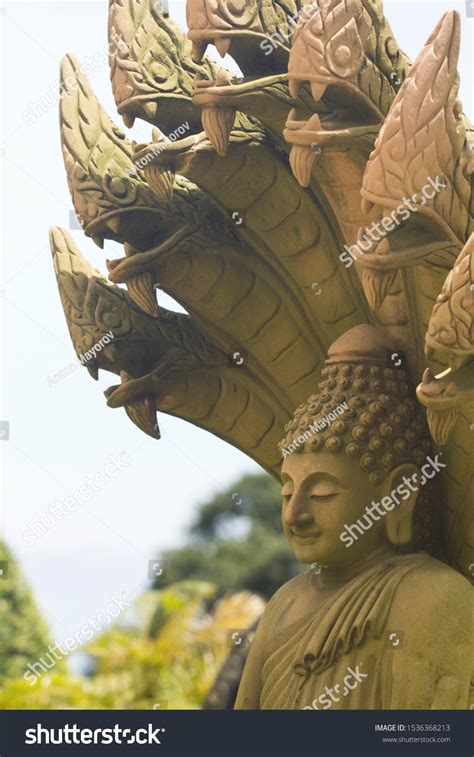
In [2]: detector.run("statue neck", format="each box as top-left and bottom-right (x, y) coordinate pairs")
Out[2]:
(314, 544), (395, 592)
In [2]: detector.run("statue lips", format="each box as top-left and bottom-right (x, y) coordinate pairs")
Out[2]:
(291, 530), (322, 544)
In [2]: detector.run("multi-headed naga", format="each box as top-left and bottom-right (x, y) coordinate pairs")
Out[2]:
(50, 0), (473, 709)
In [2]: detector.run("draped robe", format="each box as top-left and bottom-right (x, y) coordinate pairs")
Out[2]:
(250, 554), (473, 710)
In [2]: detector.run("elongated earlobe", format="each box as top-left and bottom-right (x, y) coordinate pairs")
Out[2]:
(386, 504), (415, 547)
(385, 464), (420, 547)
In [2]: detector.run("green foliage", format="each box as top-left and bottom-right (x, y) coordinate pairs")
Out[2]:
(154, 474), (301, 597)
(0, 582), (264, 710)
(0, 475), (294, 708)
(0, 540), (53, 683)
(0, 672), (102, 710)
(191, 474), (283, 538)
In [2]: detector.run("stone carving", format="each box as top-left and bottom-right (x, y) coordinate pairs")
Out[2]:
(235, 325), (471, 709)
(108, 0), (220, 129)
(186, 0), (304, 63)
(417, 234), (474, 446)
(286, 0), (408, 111)
(50, 0), (473, 709)
(358, 11), (471, 311)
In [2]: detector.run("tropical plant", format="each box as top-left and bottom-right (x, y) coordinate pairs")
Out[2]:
(0, 581), (264, 710)
(0, 540), (53, 683)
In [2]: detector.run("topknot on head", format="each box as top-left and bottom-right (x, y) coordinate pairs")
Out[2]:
(279, 326), (432, 481)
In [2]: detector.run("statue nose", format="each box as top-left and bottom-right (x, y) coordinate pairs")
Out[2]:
(284, 498), (314, 527)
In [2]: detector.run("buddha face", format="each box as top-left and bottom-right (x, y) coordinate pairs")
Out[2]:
(281, 451), (391, 568)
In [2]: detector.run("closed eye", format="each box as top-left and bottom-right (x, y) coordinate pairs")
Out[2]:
(310, 493), (336, 502)
(281, 484), (293, 500)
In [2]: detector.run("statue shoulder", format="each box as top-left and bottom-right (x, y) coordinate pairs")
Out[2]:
(389, 555), (473, 640)
(396, 554), (472, 599)
(267, 570), (310, 607)
(261, 571), (311, 628)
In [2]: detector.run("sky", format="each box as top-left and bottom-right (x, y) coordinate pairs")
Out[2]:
(0, 0), (473, 648)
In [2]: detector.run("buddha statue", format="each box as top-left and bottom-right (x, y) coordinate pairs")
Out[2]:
(48, 0), (474, 713)
(235, 326), (473, 710)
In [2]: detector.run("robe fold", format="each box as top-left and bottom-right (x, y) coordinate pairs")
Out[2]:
(259, 554), (471, 709)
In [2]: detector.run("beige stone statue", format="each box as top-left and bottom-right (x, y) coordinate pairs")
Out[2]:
(49, 0), (473, 709)
(235, 324), (473, 709)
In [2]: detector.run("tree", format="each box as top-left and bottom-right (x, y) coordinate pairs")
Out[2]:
(0, 540), (53, 683)
(0, 582), (264, 710)
(153, 474), (302, 598)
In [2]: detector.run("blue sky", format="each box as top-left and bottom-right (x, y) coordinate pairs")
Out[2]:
(0, 0), (472, 646)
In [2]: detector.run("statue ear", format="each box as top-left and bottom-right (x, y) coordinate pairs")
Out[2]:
(384, 463), (420, 548)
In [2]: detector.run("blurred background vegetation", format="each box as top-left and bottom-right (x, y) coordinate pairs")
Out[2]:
(0, 474), (301, 709)
(155, 473), (300, 598)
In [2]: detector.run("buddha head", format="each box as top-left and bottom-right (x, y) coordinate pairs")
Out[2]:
(278, 326), (439, 569)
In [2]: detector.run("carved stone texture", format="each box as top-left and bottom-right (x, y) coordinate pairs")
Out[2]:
(235, 325), (472, 710)
(359, 11), (471, 294)
(417, 234), (474, 446)
(286, 0), (408, 114)
(50, 0), (473, 709)
(186, 0), (304, 72)
(109, 0), (220, 131)
(50, 226), (288, 474)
